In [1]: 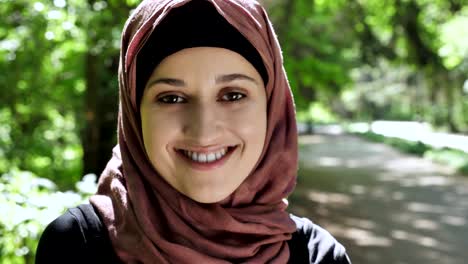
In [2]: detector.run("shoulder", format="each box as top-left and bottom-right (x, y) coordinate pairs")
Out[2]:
(289, 214), (352, 264)
(36, 204), (119, 264)
(36, 207), (88, 263)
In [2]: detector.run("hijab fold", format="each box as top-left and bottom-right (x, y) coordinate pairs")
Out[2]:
(90, 0), (299, 262)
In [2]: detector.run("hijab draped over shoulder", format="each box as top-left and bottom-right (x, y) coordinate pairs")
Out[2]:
(90, 0), (299, 262)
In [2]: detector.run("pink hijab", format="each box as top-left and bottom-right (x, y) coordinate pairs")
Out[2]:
(90, 0), (299, 263)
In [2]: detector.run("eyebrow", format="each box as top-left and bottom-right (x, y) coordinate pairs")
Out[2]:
(215, 73), (258, 85)
(147, 78), (185, 88)
(146, 73), (258, 89)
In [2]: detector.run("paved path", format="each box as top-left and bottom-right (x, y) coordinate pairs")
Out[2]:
(288, 134), (468, 264)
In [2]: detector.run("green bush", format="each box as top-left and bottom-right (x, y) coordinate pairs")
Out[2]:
(358, 132), (430, 156)
(385, 139), (430, 156)
(359, 132), (386, 142)
(354, 131), (468, 176)
(0, 170), (97, 264)
(425, 149), (468, 175)
(459, 163), (468, 175)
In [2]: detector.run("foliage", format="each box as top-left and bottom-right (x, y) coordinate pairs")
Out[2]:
(0, 0), (136, 189)
(296, 102), (338, 124)
(425, 148), (468, 174)
(266, 0), (468, 133)
(0, 170), (97, 264)
(356, 131), (468, 175)
(0, 0), (87, 189)
(358, 131), (430, 156)
(267, 0), (353, 109)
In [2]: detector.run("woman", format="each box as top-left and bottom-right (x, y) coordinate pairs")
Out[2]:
(36, 0), (351, 263)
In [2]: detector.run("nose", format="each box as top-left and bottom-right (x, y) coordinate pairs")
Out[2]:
(182, 102), (222, 144)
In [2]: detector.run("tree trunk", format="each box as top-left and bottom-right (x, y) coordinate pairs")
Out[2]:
(81, 0), (133, 178)
(82, 52), (100, 175)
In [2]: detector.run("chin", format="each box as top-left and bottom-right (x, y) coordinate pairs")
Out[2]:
(183, 188), (233, 204)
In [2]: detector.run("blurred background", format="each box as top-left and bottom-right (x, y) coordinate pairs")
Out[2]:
(1, 0), (467, 263)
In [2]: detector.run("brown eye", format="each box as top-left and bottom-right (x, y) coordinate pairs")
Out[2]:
(221, 92), (246, 102)
(158, 94), (186, 104)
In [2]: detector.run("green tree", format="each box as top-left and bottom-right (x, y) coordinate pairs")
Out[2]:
(0, 0), (138, 189)
(266, 0), (467, 132)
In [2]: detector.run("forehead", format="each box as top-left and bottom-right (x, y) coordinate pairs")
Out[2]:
(151, 47), (259, 76)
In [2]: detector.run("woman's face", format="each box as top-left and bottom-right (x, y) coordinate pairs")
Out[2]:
(140, 47), (267, 203)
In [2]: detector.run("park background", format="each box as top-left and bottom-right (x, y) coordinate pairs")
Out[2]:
(1, 0), (468, 263)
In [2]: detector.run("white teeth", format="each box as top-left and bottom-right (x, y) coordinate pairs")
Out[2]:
(207, 153), (216, 162)
(199, 153), (207, 162)
(181, 148), (230, 163)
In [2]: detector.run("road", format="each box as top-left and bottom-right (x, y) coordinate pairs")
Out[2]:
(288, 134), (468, 264)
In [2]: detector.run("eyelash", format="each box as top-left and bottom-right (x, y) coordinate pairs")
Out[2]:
(157, 91), (246, 104)
(221, 92), (246, 102)
(157, 94), (186, 104)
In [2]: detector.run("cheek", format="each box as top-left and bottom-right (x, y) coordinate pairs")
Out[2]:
(225, 101), (267, 146)
(141, 109), (182, 159)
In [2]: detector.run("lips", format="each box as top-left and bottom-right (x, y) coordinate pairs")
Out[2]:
(182, 148), (227, 163)
(175, 146), (237, 169)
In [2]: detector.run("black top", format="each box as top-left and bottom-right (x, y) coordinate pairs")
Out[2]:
(35, 204), (351, 264)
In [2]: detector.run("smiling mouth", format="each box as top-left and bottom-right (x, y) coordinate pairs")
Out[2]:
(175, 146), (237, 164)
